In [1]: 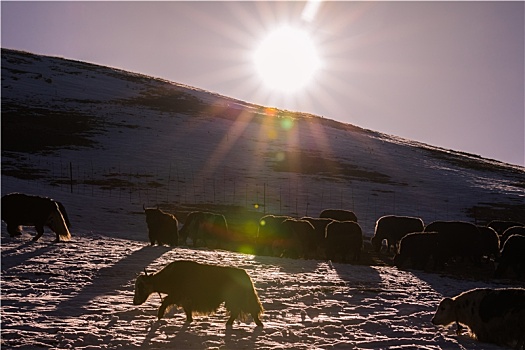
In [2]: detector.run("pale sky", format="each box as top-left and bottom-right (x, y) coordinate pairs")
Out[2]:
(2, 1), (524, 166)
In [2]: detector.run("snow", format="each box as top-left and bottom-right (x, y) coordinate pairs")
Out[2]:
(2, 230), (520, 350)
(2, 49), (525, 349)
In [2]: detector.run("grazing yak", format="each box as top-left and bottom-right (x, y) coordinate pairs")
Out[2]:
(143, 205), (178, 246)
(179, 211), (229, 248)
(488, 220), (524, 235)
(133, 260), (264, 327)
(319, 209), (358, 222)
(371, 215), (424, 253)
(431, 288), (525, 349)
(424, 221), (482, 265)
(1, 192), (71, 242)
(301, 217), (334, 258)
(495, 234), (525, 280)
(256, 215), (291, 256)
(500, 226), (525, 246)
(276, 218), (317, 259)
(325, 220), (363, 263)
(393, 232), (438, 270)
(475, 226), (500, 261)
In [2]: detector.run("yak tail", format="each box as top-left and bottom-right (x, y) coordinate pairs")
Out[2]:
(50, 202), (71, 241)
(239, 271), (264, 319)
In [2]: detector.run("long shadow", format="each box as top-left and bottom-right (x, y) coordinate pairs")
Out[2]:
(1, 240), (58, 272)
(46, 244), (171, 317)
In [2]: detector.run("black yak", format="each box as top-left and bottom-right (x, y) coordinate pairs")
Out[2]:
(1, 192), (71, 242)
(488, 220), (524, 235)
(393, 232), (438, 270)
(277, 218), (317, 258)
(371, 215), (424, 253)
(319, 209), (358, 222)
(500, 226), (525, 246)
(325, 220), (363, 263)
(424, 221), (482, 265)
(143, 205), (178, 246)
(256, 214), (291, 256)
(495, 234), (525, 280)
(476, 226), (500, 261)
(179, 211), (228, 248)
(301, 217), (334, 258)
(431, 288), (525, 349)
(133, 260), (264, 327)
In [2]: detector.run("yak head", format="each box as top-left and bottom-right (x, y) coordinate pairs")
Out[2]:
(431, 297), (455, 326)
(133, 270), (155, 305)
(143, 205), (163, 226)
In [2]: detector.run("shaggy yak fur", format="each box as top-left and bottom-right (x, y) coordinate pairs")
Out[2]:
(133, 260), (264, 327)
(432, 288), (525, 349)
(371, 215), (424, 253)
(325, 220), (363, 263)
(179, 211), (228, 248)
(144, 206), (178, 246)
(1, 192), (71, 242)
(319, 209), (358, 223)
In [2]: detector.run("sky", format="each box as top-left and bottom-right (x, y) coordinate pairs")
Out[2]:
(1, 1), (524, 166)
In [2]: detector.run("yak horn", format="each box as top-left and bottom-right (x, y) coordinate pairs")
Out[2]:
(143, 204), (146, 211)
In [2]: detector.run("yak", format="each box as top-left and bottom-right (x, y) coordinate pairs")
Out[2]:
(133, 260), (264, 327)
(301, 217), (334, 258)
(1, 192), (71, 242)
(488, 220), (524, 235)
(276, 218), (317, 259)
(476, 226), (500, 261)
(431, 288), (525, 349)
(424, 221), (482, 265)
(144, 205), (178, 246)
(256, 214), (291, 256)
(393, 232), (438, 270)
(319, 209), (358, 222)
(179, 211), (228, 248)
(495, 234), (525, 280)
(325, 220), (363, 263)
(371, 215), (424, 253)
(500, 226), (525, 247)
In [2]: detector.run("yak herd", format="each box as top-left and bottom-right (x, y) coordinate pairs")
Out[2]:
(2, 192), (525, 348)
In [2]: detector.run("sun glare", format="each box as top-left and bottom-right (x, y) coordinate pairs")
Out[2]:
(254, 26), (321, 93)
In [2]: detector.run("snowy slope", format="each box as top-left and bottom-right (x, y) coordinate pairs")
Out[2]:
(2, 48), (525, 349)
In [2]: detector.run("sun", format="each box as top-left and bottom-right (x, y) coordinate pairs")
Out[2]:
(254, 26), (321, 93)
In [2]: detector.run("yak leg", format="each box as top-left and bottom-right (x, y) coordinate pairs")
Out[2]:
(252, 313), (263, 327)
(226, 311), (239, 326)
(183, 308), (193, 323)
(157, 296), (176, 319)
(6, 224), (22, 237)
(33, 225), (45, 241)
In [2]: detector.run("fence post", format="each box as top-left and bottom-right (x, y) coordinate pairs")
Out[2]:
(69, 162), (73, 193)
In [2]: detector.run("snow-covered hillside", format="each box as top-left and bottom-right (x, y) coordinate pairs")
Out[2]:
(2, 48), (524, 349)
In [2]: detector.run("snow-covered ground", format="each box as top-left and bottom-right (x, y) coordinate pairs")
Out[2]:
(2, 229), (521, 350)
(2, 49), (525, 349)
